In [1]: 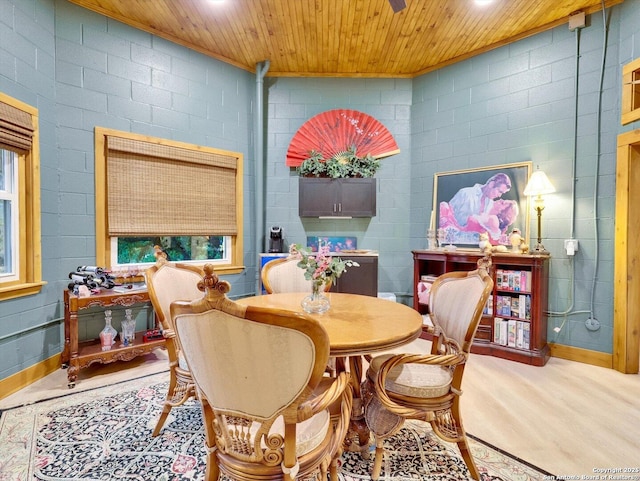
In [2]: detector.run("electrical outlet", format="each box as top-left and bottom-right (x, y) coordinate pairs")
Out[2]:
(568, 11), (586, 31)
(564, 239), (579, 256)
(585, 318), (600, 331)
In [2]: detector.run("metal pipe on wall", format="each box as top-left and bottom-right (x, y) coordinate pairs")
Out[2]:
(255, 60), (270, 293)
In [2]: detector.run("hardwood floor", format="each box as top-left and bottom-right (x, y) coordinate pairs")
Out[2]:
(462, 354), (640, 477)
(1, 350), (638, 478)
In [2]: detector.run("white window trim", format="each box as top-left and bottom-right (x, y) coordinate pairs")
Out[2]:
(0, 150), (19, 282)
(0, 92), (45, 301)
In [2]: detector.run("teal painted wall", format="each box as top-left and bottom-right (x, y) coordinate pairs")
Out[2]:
(1, 0), (638, 381)
(0, 0), (257, 380)
(0, 0), (59, 380)
(263, 77), (414, 299)
(410, 7), (629, 354)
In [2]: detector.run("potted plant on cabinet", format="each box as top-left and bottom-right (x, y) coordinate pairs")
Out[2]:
(296, 145), (381, 178)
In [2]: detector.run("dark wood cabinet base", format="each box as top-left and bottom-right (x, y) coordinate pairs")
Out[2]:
(330, 254), (378, 297)
(471, 339), (551, 366)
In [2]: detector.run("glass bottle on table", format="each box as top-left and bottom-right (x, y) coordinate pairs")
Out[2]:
(100, 310), (117, 350)
(121, 308), (136, 346)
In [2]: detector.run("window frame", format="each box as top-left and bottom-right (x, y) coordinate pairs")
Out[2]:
(0, 92), (45, 301)
(94, 127), (244, 274)
(109, 235), (231, 268)
(0, 149), (18, 281)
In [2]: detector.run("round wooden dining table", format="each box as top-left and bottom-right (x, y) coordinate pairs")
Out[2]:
(236, 292), (424, 452)
(236, 292), (423, 357)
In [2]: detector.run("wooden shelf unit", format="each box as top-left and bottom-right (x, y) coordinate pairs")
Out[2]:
(62, 288), (165, 388)
(412, 249), (550, 366)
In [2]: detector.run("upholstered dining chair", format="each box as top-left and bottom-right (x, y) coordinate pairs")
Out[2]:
(261, 256), (339, 375)
(144, 250), (205, 437)
(171, 265), (353, 481)
(261, 256), (332, 294)
(362, 257), (493, 481)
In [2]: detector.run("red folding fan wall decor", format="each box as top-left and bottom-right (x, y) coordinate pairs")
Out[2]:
(285, 109), (400, 167)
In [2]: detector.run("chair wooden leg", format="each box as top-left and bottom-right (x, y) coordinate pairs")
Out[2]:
(204, 449), (219, 481)
(201, 397), (219, 481)
(152, 368), (195, 437)
(371, 437), (385, 481)
(451, 403), (480, 481)
(152, 370), (178, 436)
(457, 436), (480, 480)
(152, 405), (172, 437)
(326, 458), (337, 481)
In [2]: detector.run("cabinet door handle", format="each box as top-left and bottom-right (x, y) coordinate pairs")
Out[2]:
(338, 203), (342, 213)
(333, 203), (337, 212)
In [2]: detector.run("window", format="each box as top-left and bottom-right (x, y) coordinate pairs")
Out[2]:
(111, 235), (228, 265)
(1, 149), (18, 279)
(622, 57), (640, 125)
(0, 93), (44, 301)
(94, 128), (244, 274)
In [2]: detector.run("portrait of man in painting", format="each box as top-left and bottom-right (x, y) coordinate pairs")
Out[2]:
(434, 163), (531, 247)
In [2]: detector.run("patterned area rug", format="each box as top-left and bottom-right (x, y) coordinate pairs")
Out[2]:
(0, 372), (551, 480)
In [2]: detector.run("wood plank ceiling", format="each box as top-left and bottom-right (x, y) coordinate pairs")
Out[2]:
(67, 0), (624, 78)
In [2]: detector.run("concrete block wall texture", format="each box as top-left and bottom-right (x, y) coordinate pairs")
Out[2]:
(0, 0), (257, 379)
(410, 6), (636, 354)
(53, 0), (257, 291)
(264, 77), (414, 299)
(0, 0), (60, 379)
(1, 0), (639, 380)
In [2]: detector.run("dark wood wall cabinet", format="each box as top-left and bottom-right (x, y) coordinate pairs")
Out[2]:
(412, 250), (550, 366)
(329, 254), (378, 297)
(299, 177), (376, 217)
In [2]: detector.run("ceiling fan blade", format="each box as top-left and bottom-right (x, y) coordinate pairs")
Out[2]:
(388, 0), (407, 13)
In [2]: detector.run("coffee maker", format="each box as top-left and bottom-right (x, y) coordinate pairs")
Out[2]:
(269, 226), (284, 253)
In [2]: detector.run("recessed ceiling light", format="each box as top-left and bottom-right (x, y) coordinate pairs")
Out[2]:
(474, 0), (494, 5)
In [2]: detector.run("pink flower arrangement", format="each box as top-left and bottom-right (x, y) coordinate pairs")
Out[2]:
(289, 242), (359, 290)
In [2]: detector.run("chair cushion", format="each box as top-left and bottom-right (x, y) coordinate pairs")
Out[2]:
(259, 410), (330, 457)
(368, 354), (452, 398)
(368, 337), (433, 359)
(178, 350), (189, 371)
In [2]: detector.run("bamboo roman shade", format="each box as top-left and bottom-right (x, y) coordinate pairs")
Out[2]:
(105, 136), (238, 236)
(0, 100), (34, 151)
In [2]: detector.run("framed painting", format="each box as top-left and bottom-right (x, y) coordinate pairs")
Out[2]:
(433, 162), (531, 248)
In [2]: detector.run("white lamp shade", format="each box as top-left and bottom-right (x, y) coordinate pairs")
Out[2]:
(524, 171), (555, 196)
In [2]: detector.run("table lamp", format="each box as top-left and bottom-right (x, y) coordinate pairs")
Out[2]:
(523, 170), (555, 253)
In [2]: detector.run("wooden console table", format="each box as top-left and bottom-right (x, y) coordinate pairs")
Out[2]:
(62, 288), (165, 388)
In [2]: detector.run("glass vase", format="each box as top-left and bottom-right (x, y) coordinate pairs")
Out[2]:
(301, 283), (331, 314)
(427, 229), (437, 250)
(100, 310), (117, 351)
(121, 308), (136, 346)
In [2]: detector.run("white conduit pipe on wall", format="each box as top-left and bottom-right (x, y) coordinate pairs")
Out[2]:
(548, 3), (610, 333)
(547, 26), (582, 324)
(255, 60), (270, 294)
